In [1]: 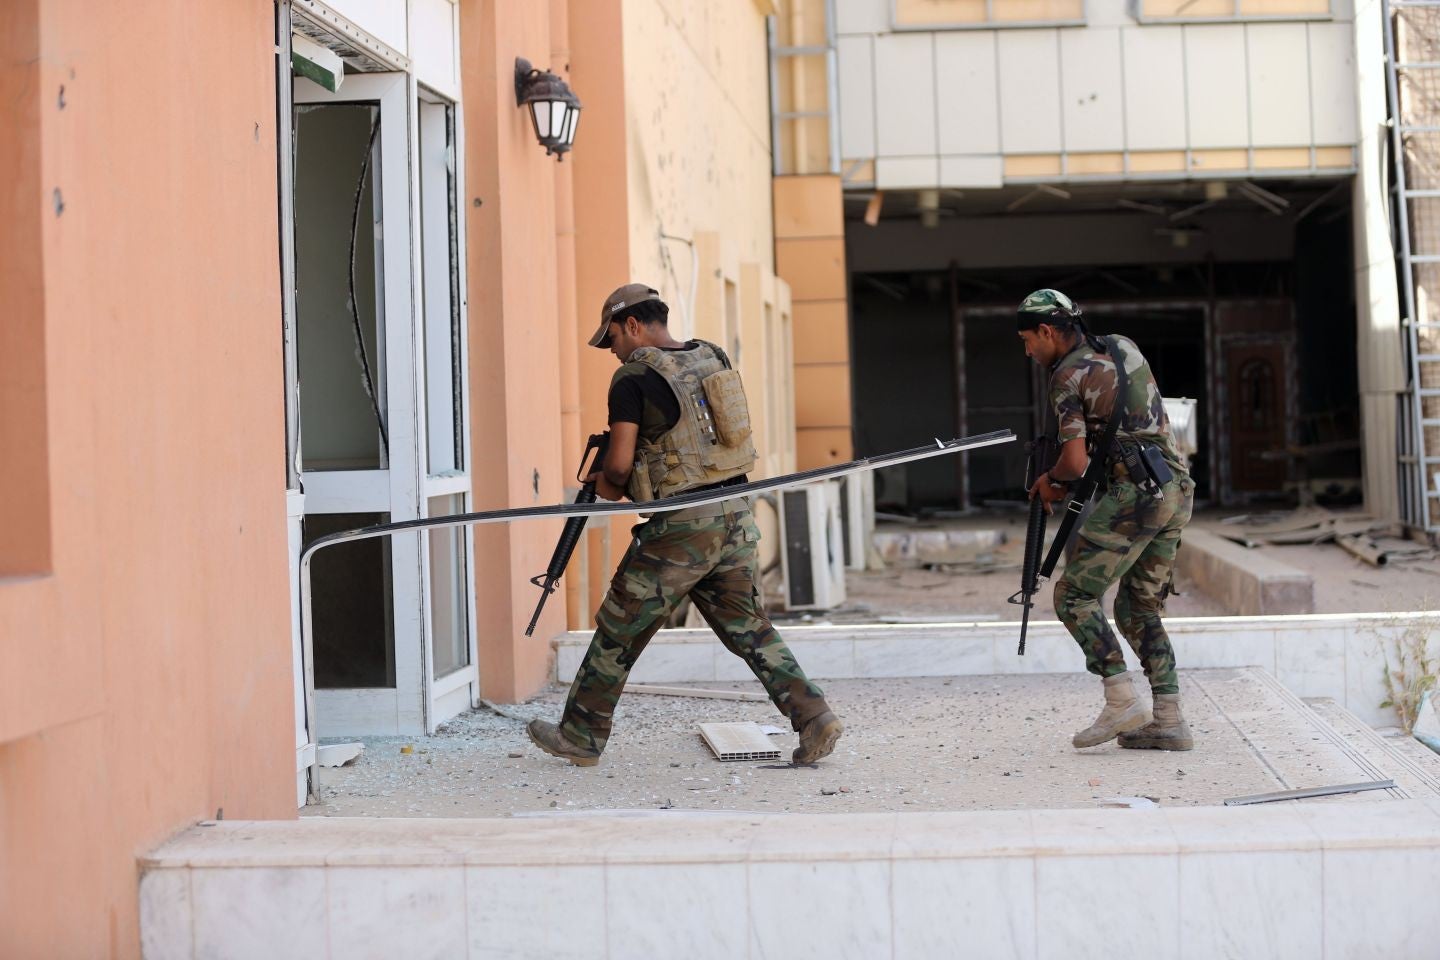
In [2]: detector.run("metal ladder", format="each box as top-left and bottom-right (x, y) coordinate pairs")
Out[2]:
(1386, 0), (1440, 533)
(767, 0), (839, 177)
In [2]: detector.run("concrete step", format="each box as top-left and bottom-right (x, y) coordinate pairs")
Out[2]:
(1305, 696), (1440, 799)
(1176, 528), (1314, 615)
(1190, 667), (1405, 803)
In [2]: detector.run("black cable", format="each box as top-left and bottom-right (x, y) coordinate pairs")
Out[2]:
(349, 114), (389, 456)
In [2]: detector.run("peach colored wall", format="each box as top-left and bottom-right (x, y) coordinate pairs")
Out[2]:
(462, 0), (573, 701)
(569, 0), (637, 618)
(0, 2), (296, 957)
(774, 175), (854, 467)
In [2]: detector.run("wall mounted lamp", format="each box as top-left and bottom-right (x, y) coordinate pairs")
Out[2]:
(514, 57), (581, 160)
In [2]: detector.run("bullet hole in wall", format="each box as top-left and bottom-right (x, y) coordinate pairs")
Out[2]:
(533, 469), (540, 497)
(57, 85), (65, 109)
(53, 188), (64, 217)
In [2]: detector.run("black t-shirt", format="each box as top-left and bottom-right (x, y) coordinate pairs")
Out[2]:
(608, 342), (699, 443)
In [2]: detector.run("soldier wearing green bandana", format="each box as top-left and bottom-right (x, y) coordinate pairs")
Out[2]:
(526, 283), (843, 767)
(1017, 288), (1196, 752)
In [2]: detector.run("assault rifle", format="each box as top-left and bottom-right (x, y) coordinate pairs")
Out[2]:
(525, 431), (611, 637)
(1007, 433), (1058, 656)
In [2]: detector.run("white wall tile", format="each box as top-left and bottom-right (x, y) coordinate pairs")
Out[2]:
(327, 866), (468, 959)
(999, 31), (1063, 153)
(835, 0), (891, 35)
(1178, 851), (1323, 959)
(875, 34), (938, 156)
(1185, 25), (1249, 148)
(1247, 24), (1312, 147)
(894, 857), (1036, 960)
(1273, 627), (1346, 699)
(468, 865), (607, 960)
(937, 32), (1000, 155)
(1036, 854), (1180, 960)
(1323, 848), (1440, 958)
(190, 867), (327, 960)
(1309, 23), (1358, 144)
(749, 860), (892, 957)
(876, 156), (940, 188)
(606, 863), (749, 959)
(1122, 26), (1187, 151)
(139, 869), (193, 960)
(1061, 28), (1125, 153)
(410, 0), (457, 96)
(626, 641), (715, 683)
(325, 0), (408, 55)
(838, 36), (877, 159)
(940, 155), (1004, 188)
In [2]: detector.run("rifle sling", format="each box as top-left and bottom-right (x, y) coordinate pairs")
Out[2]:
(1038, 336), (1129, 579)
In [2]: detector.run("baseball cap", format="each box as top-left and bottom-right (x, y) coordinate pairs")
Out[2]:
(589, 283), (664, 348)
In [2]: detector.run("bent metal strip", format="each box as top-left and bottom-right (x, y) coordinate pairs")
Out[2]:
(294, 429), (1015, 796)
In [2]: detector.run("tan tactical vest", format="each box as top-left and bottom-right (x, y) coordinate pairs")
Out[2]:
(621, 340), (757, 502)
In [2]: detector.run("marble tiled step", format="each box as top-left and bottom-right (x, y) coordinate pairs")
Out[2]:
(141, 802), (1440, 960)
(1305, 697), (1440, 799)
(1189, 668), (1404, 802)
(553, 612), (1436, 728)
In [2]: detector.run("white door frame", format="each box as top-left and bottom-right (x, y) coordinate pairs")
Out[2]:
(294, 72), (427, 738)
(414, 80), (480, 729)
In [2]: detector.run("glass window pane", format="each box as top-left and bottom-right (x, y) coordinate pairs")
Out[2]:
(428, 494), (470, 678)
(294, 103), (388, 471)
(305, 512), (396, 689)
(420, 100), (464, 475)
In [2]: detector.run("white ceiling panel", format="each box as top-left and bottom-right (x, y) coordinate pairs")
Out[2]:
(1247, 23), (1312, 147)
(998, 30), (1062, 154)
(1061, 28), (1124, 153)
(936, 32), (999, 155)
(1309, 22), (1358, 144)
(1122, 26), (1187, 151)
(838, 36), (877, 158)
(1185, 25), (1249, 149)
(875, 33), (938, 157)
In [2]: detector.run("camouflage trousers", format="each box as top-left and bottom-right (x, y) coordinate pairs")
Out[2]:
(559, 502), (829, 755)
(1053, 475), (1195, 695)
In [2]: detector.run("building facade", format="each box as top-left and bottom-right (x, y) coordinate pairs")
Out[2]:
(0, 1), (793, 955)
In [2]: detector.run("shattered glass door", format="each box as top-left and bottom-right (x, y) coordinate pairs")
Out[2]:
(295, 102), (388, 471)
(292, 72), (425, 736)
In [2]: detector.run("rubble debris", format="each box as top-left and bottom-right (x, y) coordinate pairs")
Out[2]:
(627, 684), (769, 702)
(1337, 533), (1436, 568)
(317, 742), (364, 767)
(479, 699), (531, 722)
(697, 722), (783, 762)
(1223, 779), (1397, 805)
(1215, 507), (1386, 548)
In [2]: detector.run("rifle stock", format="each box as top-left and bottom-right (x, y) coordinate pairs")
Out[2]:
(525, 431), (611, 637)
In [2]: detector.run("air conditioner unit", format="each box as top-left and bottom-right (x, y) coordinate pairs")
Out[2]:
(838, 472), (875, 571)
(1163, 397), (1199, 458)
(778, 481), (846, 611)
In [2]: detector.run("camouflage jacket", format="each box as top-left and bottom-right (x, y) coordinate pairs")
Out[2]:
(1048, 335), (1186, 475)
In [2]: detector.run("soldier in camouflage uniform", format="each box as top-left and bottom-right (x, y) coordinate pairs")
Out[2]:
(1018, 289), (1195, 751)
(526, 283), (843, 767)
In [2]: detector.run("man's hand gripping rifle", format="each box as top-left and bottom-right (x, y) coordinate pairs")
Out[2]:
(525, 431), (611, 637)
(1007, 433), (1058, 656)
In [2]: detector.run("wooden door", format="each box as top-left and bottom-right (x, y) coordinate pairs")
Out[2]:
(1224, 340), (1289, 493)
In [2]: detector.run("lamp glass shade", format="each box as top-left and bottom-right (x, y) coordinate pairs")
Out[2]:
(529, 100), (551, 142)
(562, 106), (580, 146)
(551, 101), (570, 139)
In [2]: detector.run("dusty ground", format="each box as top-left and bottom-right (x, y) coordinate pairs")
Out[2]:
(786, 509), (1440, 628)
(303, 671), (1368, 820)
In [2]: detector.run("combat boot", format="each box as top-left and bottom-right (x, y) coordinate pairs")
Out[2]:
(793, 710), (844, 765)
(1118, 693), (1194, 751)
(1072, 671), (1151, 748)
(526, 719), (601, 767)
